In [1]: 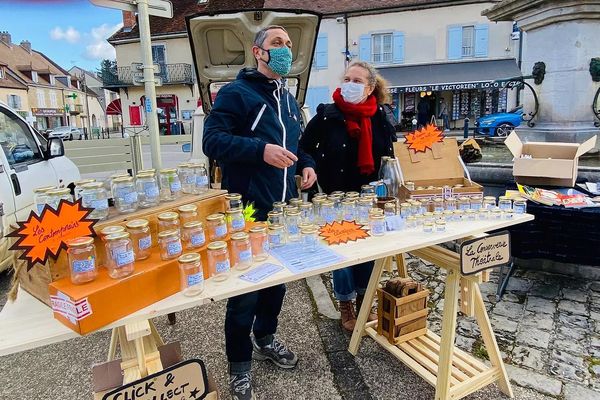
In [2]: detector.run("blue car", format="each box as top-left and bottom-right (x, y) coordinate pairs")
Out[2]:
(475, 106), (523, 137)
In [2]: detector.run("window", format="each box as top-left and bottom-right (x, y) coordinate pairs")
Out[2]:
(31, 71), (38, 83)
(36, 89), (46, 107)
(152, 44), (168, 81)
(462, 26), (475, 57)
(0, 68), (4, 79)
(49, 92), (58, 108)
(313, 34), (328, 69)
(7, 94), (21, 110)
(49, 75), (55, 85)
(0, 107), (42, 166)
(372, 33), (393, 64)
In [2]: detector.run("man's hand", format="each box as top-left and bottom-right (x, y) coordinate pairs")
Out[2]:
(301, 167), (317, 189)
(263, 143), (298, 169)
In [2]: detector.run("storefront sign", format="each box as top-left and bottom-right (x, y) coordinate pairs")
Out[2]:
(319, 221), (369, 245)
(460, 231), (511, 275)
(390, 80), (516, 94)
(31, 107), (63, 116)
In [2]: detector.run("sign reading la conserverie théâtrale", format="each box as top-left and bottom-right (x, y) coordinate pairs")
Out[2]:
(389, 80), (519, 94)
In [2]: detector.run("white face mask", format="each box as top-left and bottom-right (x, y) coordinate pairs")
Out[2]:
(341, 82), (366, 104)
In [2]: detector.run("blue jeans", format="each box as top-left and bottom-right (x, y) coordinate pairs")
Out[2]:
(332, 261), (374, 301)
(225, 284), (286, 375)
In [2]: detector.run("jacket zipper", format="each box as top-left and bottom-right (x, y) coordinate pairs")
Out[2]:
(273, 81), (287, 202)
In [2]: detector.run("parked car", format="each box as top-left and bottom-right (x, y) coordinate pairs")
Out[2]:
(47, 126), (83, 140)
(0, 101), (80, 272)
(475, 106), (524, 137)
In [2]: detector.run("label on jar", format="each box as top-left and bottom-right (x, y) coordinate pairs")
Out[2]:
(215, 224), (227, 238)
(263, 241), (269, 252)
(287, 224), (299, 235)
(123, 191), (138, 204)
(144, 183), (159, 198)
(187, 272), (203, 287)
(239, 249), (252, 262)
(471, 203), (482, 211)
(191, 232), (206, 246)
(231, 218), (245, 230)
(170, 181), (182, 192)
(513, 203), (526, 214)
(72, 257), (95, 273)
(116, 250), (134, 267)
(216, 259), (230, 273)
(269, 233), (281, 245)
(91, 199), (109, 210)
(196, 175), (209, 186)
(372, 223), (385, 235)
(167, 240), (182, 256)
(185, 175), (195, 185)
(139, 236), (152, 250)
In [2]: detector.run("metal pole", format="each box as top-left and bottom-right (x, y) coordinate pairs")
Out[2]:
(137, 0), (162, 170)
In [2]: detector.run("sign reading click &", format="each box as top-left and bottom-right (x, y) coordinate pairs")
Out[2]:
(459, 231), (511, 275)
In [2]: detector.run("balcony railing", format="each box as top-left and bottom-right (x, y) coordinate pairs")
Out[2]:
(101, 63), (194, 88)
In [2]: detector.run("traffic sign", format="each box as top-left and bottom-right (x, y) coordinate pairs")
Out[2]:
(89, 0), (173, 18)
(145, 100), (152, 113)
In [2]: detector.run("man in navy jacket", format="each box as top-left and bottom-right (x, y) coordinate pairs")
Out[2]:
(203, 25), (316, 400)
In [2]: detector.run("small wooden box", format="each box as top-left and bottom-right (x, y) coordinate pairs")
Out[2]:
(377, 286), (429, 345)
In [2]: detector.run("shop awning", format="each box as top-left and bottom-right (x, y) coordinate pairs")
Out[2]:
(106, 98), (122, 115)
(379, 59), (522, 94)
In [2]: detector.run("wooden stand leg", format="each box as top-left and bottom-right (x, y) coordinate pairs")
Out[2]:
(396, 253), (408, 278)
(107, 328), (118, 361)
(435, 268), (460, 400)
(349, 257), (386, 355)
(383, 256), (394, 274)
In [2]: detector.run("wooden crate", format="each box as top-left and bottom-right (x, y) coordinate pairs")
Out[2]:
(377, 286), (429, 345)
(14, 190), (227, 305)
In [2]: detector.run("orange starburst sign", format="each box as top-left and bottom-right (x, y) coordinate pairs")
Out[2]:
(8, 199), (97, 270)
(404, 124), (445, 153)
(319, 221), (370, 245)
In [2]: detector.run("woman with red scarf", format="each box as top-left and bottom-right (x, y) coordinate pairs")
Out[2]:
(301, 61), (396, 331)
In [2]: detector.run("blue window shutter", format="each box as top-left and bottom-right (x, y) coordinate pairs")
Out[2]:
(474, 24), (489, 57)
(306, 86), (330, 117)
(315, 34), (328, 69)
(392, 32), (405, 64)
(448, 26), (462, 60)
(359, 35), (371, 62)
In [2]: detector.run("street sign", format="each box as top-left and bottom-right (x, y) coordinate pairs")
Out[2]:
(132, 62), (161, 74)
(133, 73), (162, 86)
(145, 100), (152, 113)
(89, 0), (173, 18)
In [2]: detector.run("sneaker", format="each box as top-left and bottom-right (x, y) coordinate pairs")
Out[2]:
(252, 336), (298, 369)
(229, 372), (256, 400)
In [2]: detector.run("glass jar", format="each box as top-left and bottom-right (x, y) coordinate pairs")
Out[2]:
(423, 221), (434, 233)
(490, 207), (502, 220)
(453, 209), (464, 221)
(478, 208), (490, 220)
(74, 179), (95, 199)
(136, 172), (160, 208)
(207, 241), (230, 281)
(419, 199), (430, 214)
(301, 225), (320, 252)
(406, 216), (417, 229)
(360, 184), (375, 197)
(356, 198), (372, 225)
(284, 205), (298, 216)
(226, 193), (243, 211)
(384, 202), (396, 216)
(33, 185), (55, 215)
(268, 224), (286, 248)
(465, 209), (478, 221)
(470, 195), (483, 211)
(405, 181), (415, 191)
(105, 232), (135, 279)
(289, 198), (303, 208)
(158, 211), (180, 234)
(399, 202), (412, 217)
(369, 207), (384, 217)
(137, 168), (156, 176)
(206, 213), (227, 240)
(443, 210), (454, 221)
(320, 200), (336, 225)
(193, 163), (210, 194)
(46, 187), (72, 210)
(433, 197), (445, 212)
(108, 173), (130, 198)
(231, 232), (253, 271)
(312, 193), (327, 201)
(267, 210), (284, 226)
(80, 182), (109, 221)
(435, 219), (446, 232)
(66, 237), (97, 284)
(178, 204), (199, 226)
(311, 198), (325, 225)
(408, 200), (421, 216)
(285, 210), (301, 242)
(249, 224), (269, 262)
(445, 197), (457, 211)
(125, 219), (152, 260)
(159, 168), (182, 201)
(423, 212), (434, 223)
(433, 211), (443, 221)
(272, 201), (286, 213)
(498, 196), (512, 211)
(415, 214), (425, 227)
(100, 225), (125, 267)
(328, 194), (343, 221)
(483, 196), (497, 210)
(178, 253), (204, 297)
(342, 199), (356, 221)
(369, 214), (385, 236)
(226, 208), (246, 233)
(299, 202), (314, 224)
(345, 191), (360, 200)
(158, 229), (183, 261)
(513, 198), (527, 214)
(178, 163), (196, 194)
(458, 196), (471, 211)
(503, 209), (515, 220)
(112, 176), (138, 214)
(182, 221), (206, 250)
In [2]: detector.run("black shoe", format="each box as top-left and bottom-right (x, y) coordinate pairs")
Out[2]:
(229, 372), (256, 400)
(252, 336), (298, 369)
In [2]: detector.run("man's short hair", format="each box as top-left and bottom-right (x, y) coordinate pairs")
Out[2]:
(253, 25), (287, 47)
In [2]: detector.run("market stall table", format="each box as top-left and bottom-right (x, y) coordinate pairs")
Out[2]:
(0, 214), (533, 400)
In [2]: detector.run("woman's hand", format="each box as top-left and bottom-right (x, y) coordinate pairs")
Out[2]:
(301, 167), (317, 189)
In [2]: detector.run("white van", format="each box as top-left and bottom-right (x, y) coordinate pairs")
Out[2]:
(0, 102), (80, 272)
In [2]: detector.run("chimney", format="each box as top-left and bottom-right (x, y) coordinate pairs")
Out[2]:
(122, 11), (136, 30)
(20, 40), (31, 53)
(0, 31), (11, 46)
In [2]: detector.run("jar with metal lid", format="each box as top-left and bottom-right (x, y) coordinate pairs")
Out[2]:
(66, 237), (97, 284)
(178, 204), (199, 226)
(490, 207), (502, 220)
(408, 200), (420, 216)
(299, 202), (314, 224)
(268, 224), (286, 248)
(345, 191), (360, 200)
(267, 210), (284, 226)
(158, 211), (180, 233)
(136, 172), (160, 208)
(311, 198), (325, 225)
(503, 209), (515, 220)
(404, 181), (415, 191)
(100, 225), (125, 267)
(80, 182), (109, 221)
(369, 207), (384, 217)
(74, 179), (95, 199)
(125, 219), (152, 260)
(400, 202), (412, 217)
(435, 219), (446, 232)
(178, 253), (204, 297)
(289, 198), (303, 208)
(356, 198), (372, 225)
(320, 200), (336, 225)
(360, 184), (375, 197)
(415, 214), (425, 226)
(483, 196), (496, 210)
(182, 221), (206, 250)
(231, 232), (253, 271)
(312, 193), (327, 200)
(193, 163), (210, 194)
(328, 194), (343, 221)
(465, 209), (477, 221)
(445, 197), (457, 211)
(342, 199), (356, 221)
(478, 208), (490, 220)
(272, 201), (286, 213)
(138, 168), (156, 175)
(46, 187), (72, 210)
(285, 209), (301, 242)
(457, 196), (471, 211)
(158, 229), (183, 261)
(284, 205), (298, 216)
(423, 221), (434, 233)
(453, 209), (464, 221)
(207, 241), (230, 281)
(433, 211), (443, 221)
(369, 213), (385, 236)
(423, 212), (434, 223)
(301, 225), (320, 252)
(178, 163), (196, 194)
(513, 198), (527, 214)
(33, 186), (55, 215)
(226, 193), (243, 210)
(108, 173), (130, 197)
(227, 208), (246, 233)
(384, 202), (396, 216)
(159, 168), (182, 201)
(249, 224), (269, 261)
(470, 195), (483, 211)
(206, 213), (227, 240)
(418, 199), (430, 214)
(433, 197), (445, 212)
(105, 232), (135, 279)
(406, 216), (417, 229)
(498, 196), (512, 211)
(112, 176), (138, 214)
(442, 210), (454, 221)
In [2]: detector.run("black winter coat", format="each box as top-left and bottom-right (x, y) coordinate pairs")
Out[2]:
(300, 103), (396, 194)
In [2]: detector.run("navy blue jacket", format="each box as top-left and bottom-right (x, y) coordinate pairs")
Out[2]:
(203, 68), (315, 220)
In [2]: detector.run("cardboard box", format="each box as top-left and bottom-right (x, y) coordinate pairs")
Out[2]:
(505, 132), (597, 187)
(393, 138), (483, 201)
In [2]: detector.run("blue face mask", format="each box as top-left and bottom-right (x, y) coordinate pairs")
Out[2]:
(260, 46), (292, 76)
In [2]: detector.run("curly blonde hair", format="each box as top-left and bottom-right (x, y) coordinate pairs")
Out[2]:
(346, 61), (392, 105)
